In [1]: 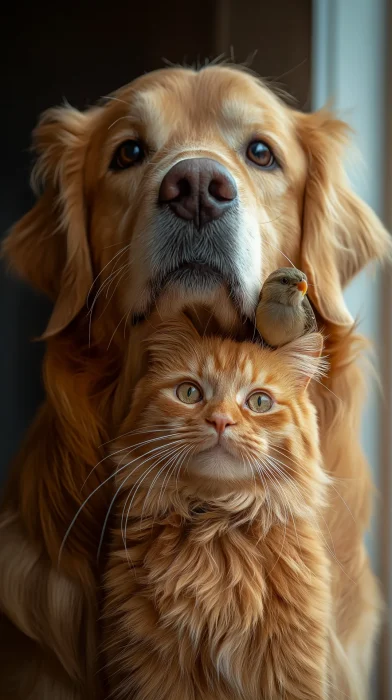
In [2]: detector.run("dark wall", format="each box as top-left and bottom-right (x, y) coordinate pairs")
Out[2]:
(0, 0), (311, 481)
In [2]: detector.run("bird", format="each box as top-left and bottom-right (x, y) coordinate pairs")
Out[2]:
(255, 267), (317, 347)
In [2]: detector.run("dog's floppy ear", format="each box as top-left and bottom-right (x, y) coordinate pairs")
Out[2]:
(298, 110), (391, 326)
(2, 106), (94, 338)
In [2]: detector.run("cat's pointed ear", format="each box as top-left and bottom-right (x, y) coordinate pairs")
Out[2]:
(144, 313), (201, 369)
(276, 333), (327, 390)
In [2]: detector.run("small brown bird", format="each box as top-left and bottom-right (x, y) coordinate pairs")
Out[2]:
(256, 267), (317, 347)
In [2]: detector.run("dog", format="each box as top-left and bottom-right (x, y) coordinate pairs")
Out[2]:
(0, 65), (390, 699)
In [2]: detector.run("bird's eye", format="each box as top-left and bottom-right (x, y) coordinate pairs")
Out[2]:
(280, 277), (290, 285)
(176, 383), (203, 405)
(246, 392), (273, 413)
(110, 140), (146, 170)
(246, 141), (276, 168)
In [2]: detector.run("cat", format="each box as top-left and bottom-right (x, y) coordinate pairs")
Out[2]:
(102, 315), (331, 700)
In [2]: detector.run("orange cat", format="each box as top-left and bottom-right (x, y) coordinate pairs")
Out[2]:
(103, 317), (331, 700)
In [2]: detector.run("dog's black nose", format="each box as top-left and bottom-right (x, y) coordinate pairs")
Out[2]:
(159, 158), (237, 227)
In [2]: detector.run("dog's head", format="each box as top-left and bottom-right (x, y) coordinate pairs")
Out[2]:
(4, 66), (390, 339)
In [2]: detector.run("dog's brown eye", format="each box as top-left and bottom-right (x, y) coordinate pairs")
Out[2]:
(110, 140), (145, 170)
(247, 141), (275, 168)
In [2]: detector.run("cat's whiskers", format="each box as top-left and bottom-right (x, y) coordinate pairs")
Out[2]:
(325, 481), (358, 525)
(98, 439), (185, 560)
(268, 445), (357, 554)
(173, 445), (194, 506)
(259, 456), (312, 582)
(269, 443), (303, 467)
(247, 453), (273, 535)
(262, 455), (307, 565)
(264, 453), (308, 499)
(110, 432), (188, 484)
(100, 423), (184, 447)
(267, 450), (321, 502)
(242, 452), (258, 502)
(269, 442), (317, 474)
(270, 446), (339, 559)
(139, 461), (174, 529)
(158, 444), (194, 527)
(316, 379), (341, 403)
(258, 459), (289, 577)
(258, 456), (292, 520)
(265, 455), (356, 582)
(97, 451), (156, 563)
(248, 450), (308, 576)
(121, 441), (187, 545)
(120, 447), (183, 566)
(264, 453), (328, 557)
(142, 442), (188, 524)
(83, 427), (185, 490)
(150, 447), (184, 516)
(121, 435), (200, 546)
(59, 435), (186, 562)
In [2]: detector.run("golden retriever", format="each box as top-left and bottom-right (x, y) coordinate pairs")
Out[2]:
(0, 65), (390, 699)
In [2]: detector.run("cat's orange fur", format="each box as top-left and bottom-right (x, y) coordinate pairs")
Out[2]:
(103, 318), (332, 700)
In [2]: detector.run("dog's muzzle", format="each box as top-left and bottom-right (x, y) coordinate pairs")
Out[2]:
(133, 157), (261, 321)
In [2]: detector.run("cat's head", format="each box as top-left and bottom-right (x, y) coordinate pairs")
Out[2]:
(119, 315), (326, 487)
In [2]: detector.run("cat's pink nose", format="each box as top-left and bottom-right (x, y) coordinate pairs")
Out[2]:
(206, 413), (235, 435)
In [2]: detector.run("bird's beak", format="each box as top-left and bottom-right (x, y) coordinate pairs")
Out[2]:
(297, 280), (307, 295)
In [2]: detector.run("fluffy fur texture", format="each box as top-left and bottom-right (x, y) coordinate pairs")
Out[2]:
(0, 65), (390, 698)
(103, 319), (332, 699)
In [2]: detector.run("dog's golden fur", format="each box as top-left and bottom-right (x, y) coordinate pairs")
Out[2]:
(0, 66), (390, 698)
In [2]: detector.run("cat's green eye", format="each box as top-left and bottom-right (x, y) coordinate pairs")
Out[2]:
(176, 383), (203, 405)
(247, 392), (273, 413)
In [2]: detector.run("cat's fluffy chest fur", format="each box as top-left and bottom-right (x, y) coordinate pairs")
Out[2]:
(104, 486), (330, 700)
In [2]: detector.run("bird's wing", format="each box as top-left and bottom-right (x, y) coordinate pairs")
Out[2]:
(303, 296), (318, 333)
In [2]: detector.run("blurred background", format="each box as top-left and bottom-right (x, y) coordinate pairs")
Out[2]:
(0, 1), (391, 697)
